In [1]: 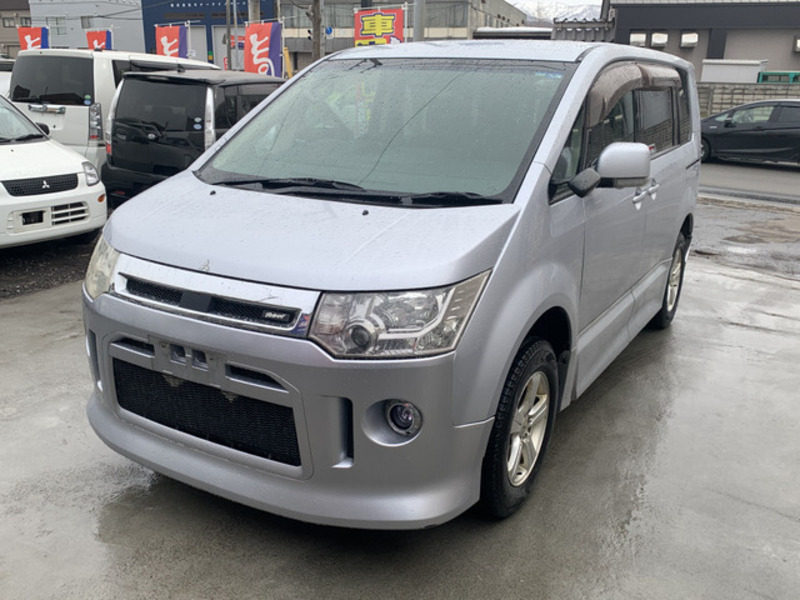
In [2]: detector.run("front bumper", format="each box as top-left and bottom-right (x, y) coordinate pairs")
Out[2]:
(0, 185), (106, 249)
(83, 287), (493, 529)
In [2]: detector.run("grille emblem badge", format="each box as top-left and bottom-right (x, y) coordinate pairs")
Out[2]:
(42, 180), (50, 189)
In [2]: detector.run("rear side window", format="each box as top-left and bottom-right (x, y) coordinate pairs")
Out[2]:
(215, 83), (281, 129)
(775, 105), (800, 124)
(637, 89), (674, 153)
(10, 55), (94, 105)
(116, 79), (206, 132)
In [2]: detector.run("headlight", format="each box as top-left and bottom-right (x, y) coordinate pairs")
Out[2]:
(310, 271), (489, 358)
(83, 161), (100, 186)
(84, 235), (119, 300)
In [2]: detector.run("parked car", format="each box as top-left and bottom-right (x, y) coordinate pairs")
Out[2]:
(101, 69), (284, 206)
(83, 40), (699, 529)
(0, 95), (106, 249)
(0, 57), (13, 96)
(8, 49), (217, 170)
(701, 99), (800, 163)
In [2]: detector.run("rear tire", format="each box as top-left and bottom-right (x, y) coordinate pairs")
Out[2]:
(649, 232), (687, 330)
(480, 339), (558, 519)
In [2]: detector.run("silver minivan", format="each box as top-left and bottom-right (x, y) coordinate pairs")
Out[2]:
(82, 41), (700, 529)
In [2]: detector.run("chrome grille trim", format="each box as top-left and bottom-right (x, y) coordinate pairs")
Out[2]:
(110, 254), (319, 337)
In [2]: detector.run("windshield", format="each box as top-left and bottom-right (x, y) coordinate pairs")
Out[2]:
(0, 97), (46, 142)
(115, 78), (207, 132)
(10, 55), (93, 105)
(198, 57), (572, 204)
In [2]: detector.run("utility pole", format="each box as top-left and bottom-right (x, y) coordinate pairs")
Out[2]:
(226, 0), (232, 69)
(310, 0), (323, 62)
(248, 0), (260, 24)
(413, 0), (425, 42)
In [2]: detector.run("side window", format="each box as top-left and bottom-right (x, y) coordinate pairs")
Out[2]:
(586, 91), (634, 167)
(637, 89), (675, 154)
(214, 87), (236, 130)
(731, 105), (774, 124)
(775, 105), (800, 124)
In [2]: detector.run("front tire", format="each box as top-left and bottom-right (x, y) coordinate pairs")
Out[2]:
(480, 339), (558, 519)
(649, 232), (687, 330)
(700, 138), (711, 162)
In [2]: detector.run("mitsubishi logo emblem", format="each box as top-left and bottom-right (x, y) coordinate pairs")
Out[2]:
(42, 180), (50, 190)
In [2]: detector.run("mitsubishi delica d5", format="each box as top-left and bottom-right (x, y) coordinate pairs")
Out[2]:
(83, 41), (700, 529)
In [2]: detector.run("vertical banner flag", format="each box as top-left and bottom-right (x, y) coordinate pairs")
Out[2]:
(86, 30), (112, 50)
(155, 25), (187, 57)
(354, 8), (404, 46)
(244, 22), (283, 77)
(18, 26), (49, 50)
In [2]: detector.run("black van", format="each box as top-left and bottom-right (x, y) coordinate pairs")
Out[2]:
(101, 69), (283, 206)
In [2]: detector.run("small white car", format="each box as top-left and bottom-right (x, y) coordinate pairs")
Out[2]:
(0, 95), (107, 249)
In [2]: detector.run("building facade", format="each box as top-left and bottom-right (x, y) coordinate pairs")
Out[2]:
(0, 0), (31, 57)
(28, 0), (144, 52)
(609, 0), (800, 79)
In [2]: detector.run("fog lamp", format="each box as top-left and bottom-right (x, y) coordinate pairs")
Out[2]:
(385, 400), (422, 437)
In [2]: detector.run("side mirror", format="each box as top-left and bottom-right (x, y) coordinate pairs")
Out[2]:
(35, 122), (50, 136)
(567, 168), (602, 197)
(596, 142), (651, 188)
(724, 117), (735, 128)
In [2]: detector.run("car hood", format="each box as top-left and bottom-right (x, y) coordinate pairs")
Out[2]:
(105, 172), (520, 291)
(0, 138), (84, 179)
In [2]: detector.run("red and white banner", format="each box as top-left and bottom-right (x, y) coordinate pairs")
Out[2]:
(86, 30), (112, 50)
(155, 25), (187, 58)
(244, 22), (283, 77)
(18, 26), (49, 50)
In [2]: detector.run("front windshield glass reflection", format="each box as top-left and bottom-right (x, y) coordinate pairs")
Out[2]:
(199, 58), (571, 202)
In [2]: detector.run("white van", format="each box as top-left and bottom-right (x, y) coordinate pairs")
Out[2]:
(83, 41), (700, 529)
(8, 49), (216, 169)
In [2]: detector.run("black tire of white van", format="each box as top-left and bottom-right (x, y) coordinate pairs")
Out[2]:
(648, 232), (688, 330)
(480, 338), (559, 519)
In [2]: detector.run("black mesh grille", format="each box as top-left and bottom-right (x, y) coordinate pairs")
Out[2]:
(2, 173), (78, 197)
(113, 359), (301, 466)
(126, 277), (183, 305)
(124, 277), (298, 327)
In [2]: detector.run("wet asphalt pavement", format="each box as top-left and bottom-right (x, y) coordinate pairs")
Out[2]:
(1, 198), (800, 599)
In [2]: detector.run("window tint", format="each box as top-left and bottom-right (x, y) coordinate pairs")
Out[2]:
(236, 83), (280, 119)
(637, 89), (674, 153)
(215, 87), (236, 130)
(10, 55), (93, 105)
(586, 91), (634, 166)
(116, 79), (206, 132)
(776, 105), (800, 124)
(112, 60), (131, 87)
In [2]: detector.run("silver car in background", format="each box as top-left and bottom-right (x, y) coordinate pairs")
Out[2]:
(83, 41), (700, 529)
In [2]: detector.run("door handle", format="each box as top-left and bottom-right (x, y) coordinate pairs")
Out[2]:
(633, 182), (659, 205)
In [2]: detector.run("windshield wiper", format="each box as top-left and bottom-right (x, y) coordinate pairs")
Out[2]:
(213, 177), (368, 192)
(13, 133), (46, 142)
(0, 137), (13, 144)
(209, 176), (503, 207)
